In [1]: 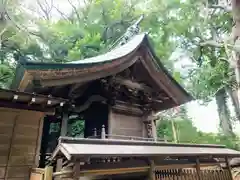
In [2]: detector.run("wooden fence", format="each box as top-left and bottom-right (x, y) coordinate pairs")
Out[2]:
(155, 169), (233, 180)
(28, 166), (233, 180)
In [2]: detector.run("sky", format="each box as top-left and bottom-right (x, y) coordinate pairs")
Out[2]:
(21, 0), (239, 134)
(187, 101), (219, 132)
(172, 53), (221, 133)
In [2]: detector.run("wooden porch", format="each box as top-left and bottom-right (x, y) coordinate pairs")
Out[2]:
(31, 137), (240, 180)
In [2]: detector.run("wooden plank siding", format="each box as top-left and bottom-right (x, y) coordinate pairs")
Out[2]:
(0, 108), (44, 180)
(108, 110), (144, 138)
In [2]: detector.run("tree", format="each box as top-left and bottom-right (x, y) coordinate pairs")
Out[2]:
(2, 0), (239, 139)
(172, 0), (237, 136)
(157, 113), (239, 149)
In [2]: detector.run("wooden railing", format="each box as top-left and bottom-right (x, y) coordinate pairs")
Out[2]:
(32, 166), (233, 180)
(87, 125), (167, 142)
(155, 169), (233, 180)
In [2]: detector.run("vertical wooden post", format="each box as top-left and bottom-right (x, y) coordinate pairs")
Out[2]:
(60, 111), (69, 136)
(39, 116), (51, 168)
(56, 105), (69, 179)
(148, 159), (156, 180)
(196, 158), (201, 180)
(146, 112), (158, 141)
(151, 119), (157, 142)
(44, 166), (53, 180)
(55, 158), (63, 180)
(225, 156), (234, 180)
(73, 162), (81, 180)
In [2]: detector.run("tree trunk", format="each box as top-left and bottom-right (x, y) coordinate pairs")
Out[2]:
(215, 87), (234, 136)
(226, 85), (240, 121)
(232, 0), (240, 113)
(171, 118), (178, 143)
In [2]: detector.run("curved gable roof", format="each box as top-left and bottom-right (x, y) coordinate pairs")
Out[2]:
(12, 33), (193, 109)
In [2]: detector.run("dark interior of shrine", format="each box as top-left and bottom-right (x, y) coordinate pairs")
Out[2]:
(83, 102), (109, 138)
(39, 79), (110, 167)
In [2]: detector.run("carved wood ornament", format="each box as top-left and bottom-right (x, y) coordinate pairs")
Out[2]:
(100, 73), (167, 112)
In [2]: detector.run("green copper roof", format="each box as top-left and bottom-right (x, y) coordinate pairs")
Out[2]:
(18, 33), (146, 70)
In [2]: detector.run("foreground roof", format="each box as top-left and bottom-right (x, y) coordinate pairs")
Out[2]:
(0, 88), (68, 114)
(12, 33), (193, 109)
(51, 137), (240, 161)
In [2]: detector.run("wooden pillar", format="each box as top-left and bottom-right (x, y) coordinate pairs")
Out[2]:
(196, 158), (201, 180)
(73, 162), (81, 180)
(148, 159), (156, 180)
(60, 108), (69, 136)
(151, 119), (157, 142)
(147, 112), (157, 141)
(39, 116), (51, 168)
(44, 166), (53, 180)
(56, 105), (69, 178)
(225, 156), (234, 180)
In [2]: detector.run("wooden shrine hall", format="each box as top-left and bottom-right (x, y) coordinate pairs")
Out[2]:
(9, 17), (240, 179)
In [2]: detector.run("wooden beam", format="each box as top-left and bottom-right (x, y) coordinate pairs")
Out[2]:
(0, 100), (55, 114)
(112, 101), (144, 116)
(50, 85), (67, 96)
(114, 77), (153, 92)
(68, 83), (86, 98)
(74, 95), (107, 113)
(18, 72), (33, 91)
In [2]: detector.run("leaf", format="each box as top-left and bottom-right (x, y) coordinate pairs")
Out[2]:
(173, 71), (181, 83)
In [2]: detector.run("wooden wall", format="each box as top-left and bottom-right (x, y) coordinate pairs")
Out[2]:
(0, 108), (44, 180)
(108, 109), (145, 138)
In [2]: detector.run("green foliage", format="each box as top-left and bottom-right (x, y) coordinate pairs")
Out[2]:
(157, 117), (239, 149)
(189, 60), (230, 101)
(0, 64), (14, 88)
(49, 122), (60, 134)
(0, 0), (238, 139)
(67, 120), (85, 137)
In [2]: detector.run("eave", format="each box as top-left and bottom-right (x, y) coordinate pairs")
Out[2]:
(0, 88), (68, 114)
(51, 137), (240, 161)
(11, 33), (193, 110)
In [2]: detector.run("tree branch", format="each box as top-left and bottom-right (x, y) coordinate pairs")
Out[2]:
(52, 5), (73, 23)
(67, 0), (81, 23)
(208, 4), (231, 12)
(199, 40), (224, 47)
(36, 0), (52, 20)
